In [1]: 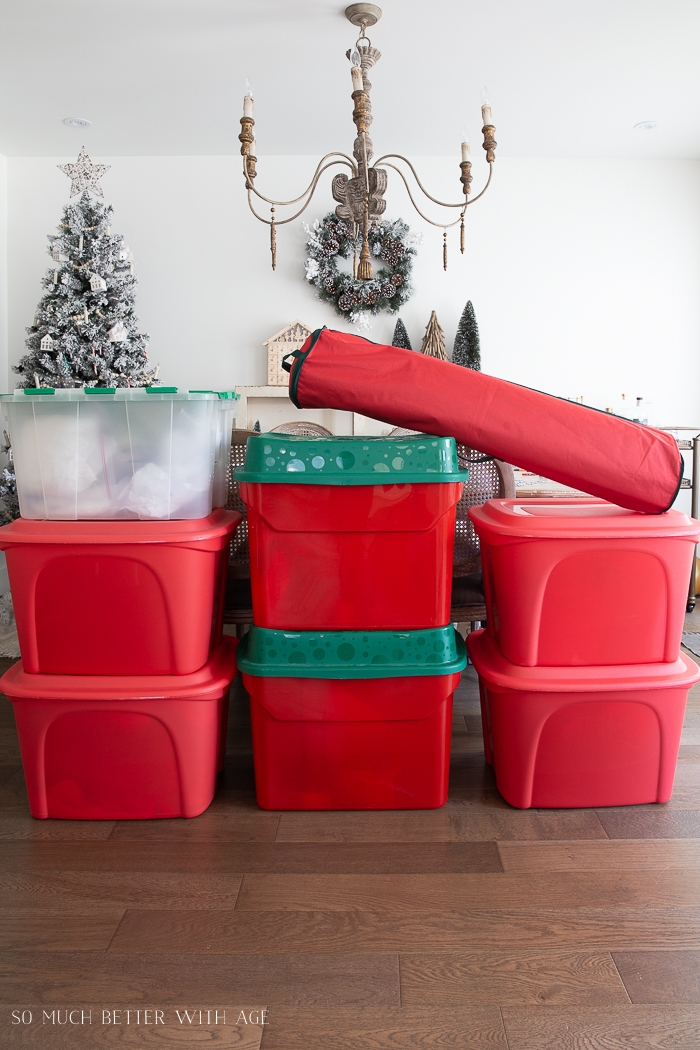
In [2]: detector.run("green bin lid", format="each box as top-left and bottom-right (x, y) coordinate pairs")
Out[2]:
(237, 625), (467, 679)
(234, 433), (468, 485)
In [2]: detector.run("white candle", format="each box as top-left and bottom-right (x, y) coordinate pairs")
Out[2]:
(461, 139), (470, 162)
(351, 65), (364, 92)
(243, 78), (254, 118)
(480, 85), (493, 127)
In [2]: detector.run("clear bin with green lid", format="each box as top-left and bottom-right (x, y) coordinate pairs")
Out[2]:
(0, 387), (238, 520)
(235, 434), (468, 630)
(238, 625), (466, 810)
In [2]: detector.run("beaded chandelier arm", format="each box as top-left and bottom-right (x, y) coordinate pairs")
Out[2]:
(239, 3), (497, 274)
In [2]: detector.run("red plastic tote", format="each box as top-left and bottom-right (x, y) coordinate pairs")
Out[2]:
(1, 638), (238, 820)
(284, 329), (682, 515)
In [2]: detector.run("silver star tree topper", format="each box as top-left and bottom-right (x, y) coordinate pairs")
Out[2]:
(58, 147), (111, 197)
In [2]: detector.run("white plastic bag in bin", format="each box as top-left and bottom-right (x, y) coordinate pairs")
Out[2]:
(0, 387), (239, 520)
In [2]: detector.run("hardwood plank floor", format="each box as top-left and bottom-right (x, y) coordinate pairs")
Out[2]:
(498, 839), (700, 871)
(612, 950), (700, 1003)
(501, 1005), (700, 1049)
(399, 950), (630, 1005)
(234, 870), (700, 911)
(104, 906), (700, 953)
(3, 654), (700, 1049)
(256, 1006), (507, 1049)
(0, 951), (399, 1005)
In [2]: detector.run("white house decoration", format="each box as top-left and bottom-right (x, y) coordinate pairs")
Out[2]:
(263, 320), (312, 387)
(39, 334), (54, 351)
(89, 273), (107, 291)
(107, 321), (127, 342)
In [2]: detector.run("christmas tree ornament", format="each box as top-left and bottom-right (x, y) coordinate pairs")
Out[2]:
(420, 311), (447, 360)
(15, 190), (154, 389)
(304, 213), (415, 321)
(58, 147), (111, 198)
(107, 321), (127, 342)
(452, 300), (481, 371)
(391, 317), (412, 350)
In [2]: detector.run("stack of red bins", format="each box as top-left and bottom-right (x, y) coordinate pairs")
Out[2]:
(234, 432), (469, 810)
(0, 514), (241, 821)
(466, 498), (700, 809)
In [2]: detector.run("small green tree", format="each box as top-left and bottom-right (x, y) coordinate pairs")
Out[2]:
(453, 300), (481, 371)
(391, 317), (412, 350)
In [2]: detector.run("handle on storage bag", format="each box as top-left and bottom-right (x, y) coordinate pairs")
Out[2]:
(285, 328), (682, 515)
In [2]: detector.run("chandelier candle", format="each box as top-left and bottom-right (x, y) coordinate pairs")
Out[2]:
(239, 3), (497, 270)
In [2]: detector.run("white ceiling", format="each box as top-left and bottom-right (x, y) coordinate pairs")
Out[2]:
(1, 0), (699, 158)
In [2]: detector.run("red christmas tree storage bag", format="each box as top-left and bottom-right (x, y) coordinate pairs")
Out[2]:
(284, 329), (682, 515)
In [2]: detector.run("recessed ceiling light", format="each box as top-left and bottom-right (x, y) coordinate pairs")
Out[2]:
(63, 117), (92, 129)
(634, 121), (658, 131)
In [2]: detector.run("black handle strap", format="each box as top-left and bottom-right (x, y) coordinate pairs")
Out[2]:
(281, 349), (302, 374)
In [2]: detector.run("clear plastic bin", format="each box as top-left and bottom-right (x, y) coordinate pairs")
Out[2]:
(0, 387), (238, 520)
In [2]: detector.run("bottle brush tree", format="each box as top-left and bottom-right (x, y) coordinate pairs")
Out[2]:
(453, 300), (481, 371)
(391, 317), (412, 350)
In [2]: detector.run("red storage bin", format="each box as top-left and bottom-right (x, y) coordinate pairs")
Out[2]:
(238, 625), (466, 810)
(0, 638), (238, 820)
(467, 629), (700, 809)
(236, 434), (466, 630)
(469, 499), (700, 666)
(0, 509), (241, 676)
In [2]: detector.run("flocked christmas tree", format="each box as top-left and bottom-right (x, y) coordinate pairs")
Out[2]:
(452, 300), (481, 371)
(15, 149), (155, 390)
(391, 317), (413, 351)
(420, 310), (447, 360)
(0, 432), (19, 523)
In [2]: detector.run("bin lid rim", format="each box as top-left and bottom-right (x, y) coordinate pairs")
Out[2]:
(237, 432), (468, 484)
(0, 638), (238, 700)
(0, 389), (232, 401)
(237, 626), (467, 679)
(0, 508), (241, 546)
(467, 629), (700, 691)
(469, 498), (700, 538)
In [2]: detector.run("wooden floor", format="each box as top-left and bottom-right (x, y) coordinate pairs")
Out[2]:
(3, 640), (700, 1048)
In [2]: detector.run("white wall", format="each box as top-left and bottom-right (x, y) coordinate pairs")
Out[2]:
(0, 154), (7, 394)
(7, 155), (700, 425)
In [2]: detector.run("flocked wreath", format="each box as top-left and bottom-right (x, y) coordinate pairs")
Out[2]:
(304, 213), (416, 321)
